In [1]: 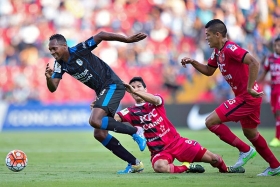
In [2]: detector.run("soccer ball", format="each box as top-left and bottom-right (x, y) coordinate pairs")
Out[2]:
(5, 150), (28, 172)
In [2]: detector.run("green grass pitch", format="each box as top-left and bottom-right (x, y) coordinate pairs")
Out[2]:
(0, 128), (279, 187)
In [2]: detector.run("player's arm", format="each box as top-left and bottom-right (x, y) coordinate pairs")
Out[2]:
(257, 57), (269, 83)
(181, 57), (216, 76)
(124, 83), (162, 105)
(45, 63), (60, 92)
(243, 53), (264, 97)
(92, 31), (147, 45)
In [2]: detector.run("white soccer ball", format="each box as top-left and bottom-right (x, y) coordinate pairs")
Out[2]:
(5, 150), (28, 172)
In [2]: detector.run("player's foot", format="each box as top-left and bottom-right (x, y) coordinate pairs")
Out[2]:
(132, 127), (146, 151)
(227, 166), (245, 173)
(257, 166), (280, 176)
(117, 161), (144, 174)
(183, 162), (205, 173)
(269, 138), (280, 147)
(232, 146), (256, 169)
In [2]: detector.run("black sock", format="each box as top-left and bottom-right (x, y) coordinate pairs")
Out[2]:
(101, 134), (137, 165)
(100, 117), (137, 135)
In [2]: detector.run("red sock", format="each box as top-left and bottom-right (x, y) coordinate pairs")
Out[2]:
(208, 124), (250, 152)
(276, 118), (280, 139)
(210, 155), (228, 173)
(249, 133), (280, 168)
(169, 164), (187, 173)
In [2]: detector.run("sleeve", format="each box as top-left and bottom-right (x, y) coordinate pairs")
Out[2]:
(69, 37), (98, 55)
(51, 61), (65, 79)
(154, 94), (163, 106)
(263, 57), (270, 71)
(226, 43), (248, 63)
(117, 108), (131, 123)
(207, 49), (218, 68)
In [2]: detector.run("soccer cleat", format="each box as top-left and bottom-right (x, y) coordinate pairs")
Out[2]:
(269, 138), (280, 147)
(132, 127), (146, 151)
(227, 166), (245, 173)
(183, 162), (205, 173)
(232, 146), (256, 169)
(117, 162), (144, 174)
(257, 166), (280, 176)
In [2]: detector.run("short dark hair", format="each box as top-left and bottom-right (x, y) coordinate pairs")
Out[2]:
(129, 77), (146, 88)
(275, 35), (280, 43)
(205, 19), (227, 37)
(49, 34), (67, 43)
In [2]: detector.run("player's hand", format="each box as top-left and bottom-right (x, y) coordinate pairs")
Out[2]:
(247, 88), (264, 98)
(45, 63), (53, 79)
(181, 57), (194, 68)
(126, 33), (147, 43)
(90, 100), (96, 110)
(123, 82), (135, 93)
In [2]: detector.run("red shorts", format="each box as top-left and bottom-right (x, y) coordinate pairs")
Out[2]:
(215, 94), (262, 128)
(270, 91), (280, 114)
(151, 137), (207, 168)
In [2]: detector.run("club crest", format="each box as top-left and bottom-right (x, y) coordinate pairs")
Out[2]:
(76, 59), (83, 66)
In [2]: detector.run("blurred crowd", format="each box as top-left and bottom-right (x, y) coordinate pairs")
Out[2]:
(0, 0), (279, 104)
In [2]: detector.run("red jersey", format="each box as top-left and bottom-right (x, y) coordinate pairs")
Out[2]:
(117, 95), (180, 155)
(208, 41), (262, 96)
(263, 53), (280, 91)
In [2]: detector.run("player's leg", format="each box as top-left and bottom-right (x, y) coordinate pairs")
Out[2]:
(197, 149), (245, 173)
(206, 98), (256, 167)
(90, 84), (146, 151)
(152, 153), (188, 173)
(269, 110), (280, 147)
(269, 93), (280, 147)
(93, 129), (144, 174)
(205, 111), (253, 155)
(242, 127), (280, 176)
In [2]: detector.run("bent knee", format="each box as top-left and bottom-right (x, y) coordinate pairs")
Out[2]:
(89, 117), (102, 128)
(93, 129), (108, 142)
(153, 160), (169, 173)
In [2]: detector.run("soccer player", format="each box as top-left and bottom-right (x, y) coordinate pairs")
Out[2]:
(258, 36), (280, 147)
(110, 76), (246, 174)
(181, 19), (280, 176)
(45, 32), (147, 173)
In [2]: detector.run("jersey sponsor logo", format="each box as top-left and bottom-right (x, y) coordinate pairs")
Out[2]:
(82, 42), (86, 49)
(76, 59), (83, 66)
(140, 108), (158, 123)
(217, 52), (225, 63)
(120, 108), (129, 116)
(218, 63), (226, 73)
(210, 50), (215, 60)
(72, 69), (93, 83)
(54, 62), (61, 73)
(99, 89), (106, 96)
(187, 105), (211, 130)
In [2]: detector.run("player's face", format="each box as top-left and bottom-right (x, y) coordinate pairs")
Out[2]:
(48, 39), (67, 61)
(274, 41), (280, 55)
(130, 81), (146, 102)
(205, 28), (219, 48)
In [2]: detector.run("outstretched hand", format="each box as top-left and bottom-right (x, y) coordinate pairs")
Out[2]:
(247, 88), (264, 98)
(126, 33), (147, 43)
(181, 57), (194, 68)
(45, 63), (53, 79)
(123, 82), (135, 93)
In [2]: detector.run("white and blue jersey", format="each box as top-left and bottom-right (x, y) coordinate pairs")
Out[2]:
(51, 37), (122, 95)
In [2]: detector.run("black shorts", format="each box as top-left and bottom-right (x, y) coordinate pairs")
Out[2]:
(93, 83), (125, 117)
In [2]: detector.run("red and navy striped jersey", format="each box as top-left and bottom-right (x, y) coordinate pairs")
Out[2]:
(117, 95), (180, 155)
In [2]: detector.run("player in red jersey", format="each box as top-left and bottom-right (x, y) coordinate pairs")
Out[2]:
(111, 77), (246, 174)
(181, 19), (280, 176)
(258, 36), (280, 147)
